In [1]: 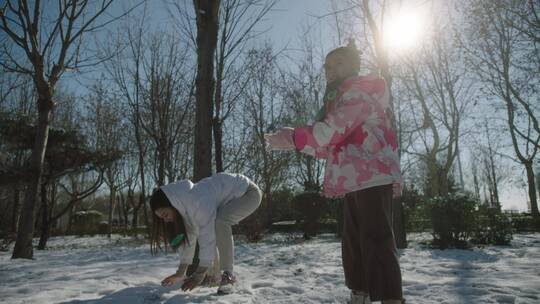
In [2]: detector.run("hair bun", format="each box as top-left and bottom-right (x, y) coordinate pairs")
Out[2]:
(346, 38), (362, 55)
(346, 38), (356, 49)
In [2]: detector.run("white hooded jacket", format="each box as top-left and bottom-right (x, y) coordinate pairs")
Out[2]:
(160, 173), (251, 267)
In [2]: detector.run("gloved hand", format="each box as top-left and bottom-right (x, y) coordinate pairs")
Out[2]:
(181, 266), (208, 291)
(264, 127), (295, 151)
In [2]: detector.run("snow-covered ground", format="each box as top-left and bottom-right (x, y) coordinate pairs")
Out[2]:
(1, 233), (539, 304)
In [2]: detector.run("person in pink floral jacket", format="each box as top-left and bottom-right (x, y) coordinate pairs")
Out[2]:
(265, 41), (404, 304)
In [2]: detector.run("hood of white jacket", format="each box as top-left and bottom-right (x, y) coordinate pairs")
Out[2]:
(160, 179), (194, 215)
(159, 179), (201, 239)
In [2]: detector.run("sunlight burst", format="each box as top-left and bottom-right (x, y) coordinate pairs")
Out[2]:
(383, 8), (426, 52)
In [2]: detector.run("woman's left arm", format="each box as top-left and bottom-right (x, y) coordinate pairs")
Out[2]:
(178, 230), (197, 266)
(195, 218), (217, 268)
(179, 209), (216, 292)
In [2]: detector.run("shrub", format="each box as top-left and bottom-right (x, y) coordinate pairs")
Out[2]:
(510, 214), (540, 232)
(292, 191), (332, 239)
(98, 221), (109, 235)
(401, 185), (431, 232)
(71, 210), (103, 236)
(472, 205), (513, 245)
(236, 188), (296, 242)
(266, 188), (296, 223)
(427, 193), (478, 249)
(236, 207), (267, 242)
(333, 198), (344, 237)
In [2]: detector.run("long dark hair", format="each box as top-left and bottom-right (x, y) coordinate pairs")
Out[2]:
(149, 188), (187, 254)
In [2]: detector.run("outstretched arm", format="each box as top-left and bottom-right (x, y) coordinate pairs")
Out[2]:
(294, 81), (386, 156)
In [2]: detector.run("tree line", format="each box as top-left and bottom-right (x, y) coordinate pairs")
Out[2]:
(0, 0), (538, 258)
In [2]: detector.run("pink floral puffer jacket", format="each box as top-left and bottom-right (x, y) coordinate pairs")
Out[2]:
(293, 74), (401, 198)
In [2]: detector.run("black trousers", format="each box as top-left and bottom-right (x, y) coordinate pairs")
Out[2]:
(342, 184), (403, 301)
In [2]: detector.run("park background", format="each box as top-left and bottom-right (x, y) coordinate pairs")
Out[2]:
(0, 0), (539, 303)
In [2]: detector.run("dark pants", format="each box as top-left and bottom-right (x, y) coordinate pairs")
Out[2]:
(342, 184), (403, 302)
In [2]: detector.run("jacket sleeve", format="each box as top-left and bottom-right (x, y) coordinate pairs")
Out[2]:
(191, 196), (217, 268)
(178, 208), (216, 267)
(179, 229), (198, 265)
(294, 80), (386, 155)
(196, 216), (216, 267)
(295, 124), (329, 159)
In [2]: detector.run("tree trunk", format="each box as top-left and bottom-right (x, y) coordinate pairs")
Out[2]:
(134, 100), (148, 235)
(142, 194), (149, 233)
(471, 156), (481, 200)
(213, 118), (224, 173)
(189, 0), (220, 275)
(120, 192), (127, 227)
(108, 186), (116, 238)
(136, 151), (147, 235)
(439, 168), (449, 196)
(485, 124), (500, 207)
(158, 145), (166, 186)
(123, 191), (128, 227)
(192, 0), (220, 182)
(11, 185), (20, 233)
(456, 143), (465, 189)
(213, 50), (225, 173)
(117, 193), (123, 228)
(38, 183), (49, 250)
(525, 162), (539, 217)
(128, 189), (138, 229)
(536, 168), (540, 211)
(67, 204), (75, 235)
(12, 98), (53, 259)
(132, 206), (139, 229)
(426, 158), (440, 197)
(117, 192), (126, 236)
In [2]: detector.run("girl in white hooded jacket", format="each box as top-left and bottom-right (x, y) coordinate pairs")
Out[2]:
(150, 172), (262, 294)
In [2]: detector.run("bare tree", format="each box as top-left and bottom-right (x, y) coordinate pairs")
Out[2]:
(282, 31), (326, 191)
(537, 171), (540, 208)
(468, 118), (509, 209)
(242, 46), (291, 233)
(460, 0), (540, 217)
(0, 0), (131, 259)
(398, 25), (474, 197)
(106, 11), (151, 232)
(37, 88), (104, 248)
(170, 0), (275, 173)
(85, 80), (127, 238)
(480, 121), (504, 208)
(212, 0), (277, 172)
(192, 0), (220, 181)
(138, 32), (194, 186)
(0, 75), (35, 234)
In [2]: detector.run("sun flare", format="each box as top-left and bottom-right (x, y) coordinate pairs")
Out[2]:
(383, 8), (426, 52)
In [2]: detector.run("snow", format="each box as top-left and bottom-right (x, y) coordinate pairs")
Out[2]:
(1, 233), (539, 303)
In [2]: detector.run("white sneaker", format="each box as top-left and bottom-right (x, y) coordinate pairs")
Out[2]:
(350, 291), (371, 304)
(217, 271), (236, 295)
